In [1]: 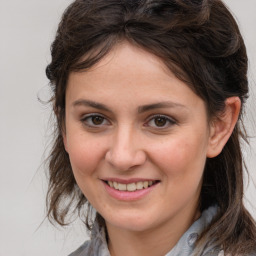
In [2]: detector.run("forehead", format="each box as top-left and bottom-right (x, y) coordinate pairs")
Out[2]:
(77, 41), (173, 83)
(66, 42), (205, 112)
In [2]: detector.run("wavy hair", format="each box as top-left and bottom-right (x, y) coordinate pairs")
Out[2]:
(46, 0), (256, 254)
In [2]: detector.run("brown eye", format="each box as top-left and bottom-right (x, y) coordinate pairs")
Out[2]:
(81, 114), (109, 128)
(154, 117), (167, 127)
(91, 116), (104, 125)
(146, 114), (176, 129)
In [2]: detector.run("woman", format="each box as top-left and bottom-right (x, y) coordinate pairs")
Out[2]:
(46, 0), (256, 255)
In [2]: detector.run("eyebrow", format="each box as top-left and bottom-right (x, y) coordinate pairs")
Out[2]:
(137, 101), (187, 113)
(72, 99), (187, 113)
(72, 99), (112, 113)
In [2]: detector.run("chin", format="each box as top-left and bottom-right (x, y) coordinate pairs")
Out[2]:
(104, 213), (158, 232)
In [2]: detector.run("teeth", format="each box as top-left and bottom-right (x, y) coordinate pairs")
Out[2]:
(136, 181), (144, 190)
(118, 183), (127, 191)
(113, 181), (118, 190)
(127, 183), (136, 191)
(107, 180), (156, 191)
(143, 181), (149, 188)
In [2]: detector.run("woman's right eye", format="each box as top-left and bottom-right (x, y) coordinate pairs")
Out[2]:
(81, 114), (110, 128)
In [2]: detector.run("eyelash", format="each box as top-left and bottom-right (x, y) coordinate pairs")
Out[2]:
(144, 114), (176, 129)
(80, 113), (176, 129)
(81, 113), (110, 128)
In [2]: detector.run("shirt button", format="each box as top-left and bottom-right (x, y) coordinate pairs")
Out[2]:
(187, 233), (199, 247)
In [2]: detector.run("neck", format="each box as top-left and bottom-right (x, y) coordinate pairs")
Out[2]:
(106, 205), (200, 256)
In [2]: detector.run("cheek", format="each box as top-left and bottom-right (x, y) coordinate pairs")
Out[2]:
(149, 136), (207, 208)
(150, 135), (208, 178)
(67, 135), (106, 177)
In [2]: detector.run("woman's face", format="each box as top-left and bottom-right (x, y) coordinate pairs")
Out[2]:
(64, 42), (213, 233)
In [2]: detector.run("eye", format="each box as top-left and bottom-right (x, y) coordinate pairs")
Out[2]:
(81, 114), (110, 127)
(145, 115), (176, 129)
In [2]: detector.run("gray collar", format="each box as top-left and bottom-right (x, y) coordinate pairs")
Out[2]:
(69, 205), (220, 256)
(166, 205), (219, 256)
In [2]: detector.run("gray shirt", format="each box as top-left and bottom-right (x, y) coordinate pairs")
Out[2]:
(69, 205), (223, 256)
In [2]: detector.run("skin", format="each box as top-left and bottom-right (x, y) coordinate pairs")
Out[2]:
(63, 42), (240, 256)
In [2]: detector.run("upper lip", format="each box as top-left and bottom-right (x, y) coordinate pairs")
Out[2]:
(101, 178), (160, 184)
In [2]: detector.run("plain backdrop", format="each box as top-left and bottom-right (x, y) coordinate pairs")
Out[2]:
(0, 1), (255, 255)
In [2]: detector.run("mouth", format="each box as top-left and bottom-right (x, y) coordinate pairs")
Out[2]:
(104, 180), (160, 192)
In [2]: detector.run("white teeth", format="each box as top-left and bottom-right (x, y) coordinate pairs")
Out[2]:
(136, 181), (144, 190)
(107, 180), (156, 191)
(113, 181), (118, 190)
(143, 181), (149, 188)
(118, 183), (127, 191)
(127, 183), (136, 191)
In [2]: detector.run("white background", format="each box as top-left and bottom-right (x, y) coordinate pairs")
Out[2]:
(0, 1), (255, 255)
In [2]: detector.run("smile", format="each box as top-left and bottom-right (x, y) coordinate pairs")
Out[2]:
(107, 180), (157, 191)
(102, 179), (160, 201)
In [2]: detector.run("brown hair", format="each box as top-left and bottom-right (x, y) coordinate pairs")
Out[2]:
(46, 0), (256, 254)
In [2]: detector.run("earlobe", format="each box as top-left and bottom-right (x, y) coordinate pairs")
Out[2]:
(207, 97), (241, 158)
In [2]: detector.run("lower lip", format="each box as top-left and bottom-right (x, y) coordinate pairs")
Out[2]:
(103, 181), (158, 201)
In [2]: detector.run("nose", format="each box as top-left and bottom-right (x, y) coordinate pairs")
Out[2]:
(105, 125), (146, 171)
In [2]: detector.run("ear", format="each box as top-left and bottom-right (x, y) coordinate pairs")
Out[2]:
(207, 97), (241, 158)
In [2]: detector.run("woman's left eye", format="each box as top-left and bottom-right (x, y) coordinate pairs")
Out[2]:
(145, 115), (176, 129)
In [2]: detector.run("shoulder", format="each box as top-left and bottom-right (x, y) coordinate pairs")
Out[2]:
(68, 238), (110, 256)
(68, 222), (110, 256)
(68, 240), (91, 256)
